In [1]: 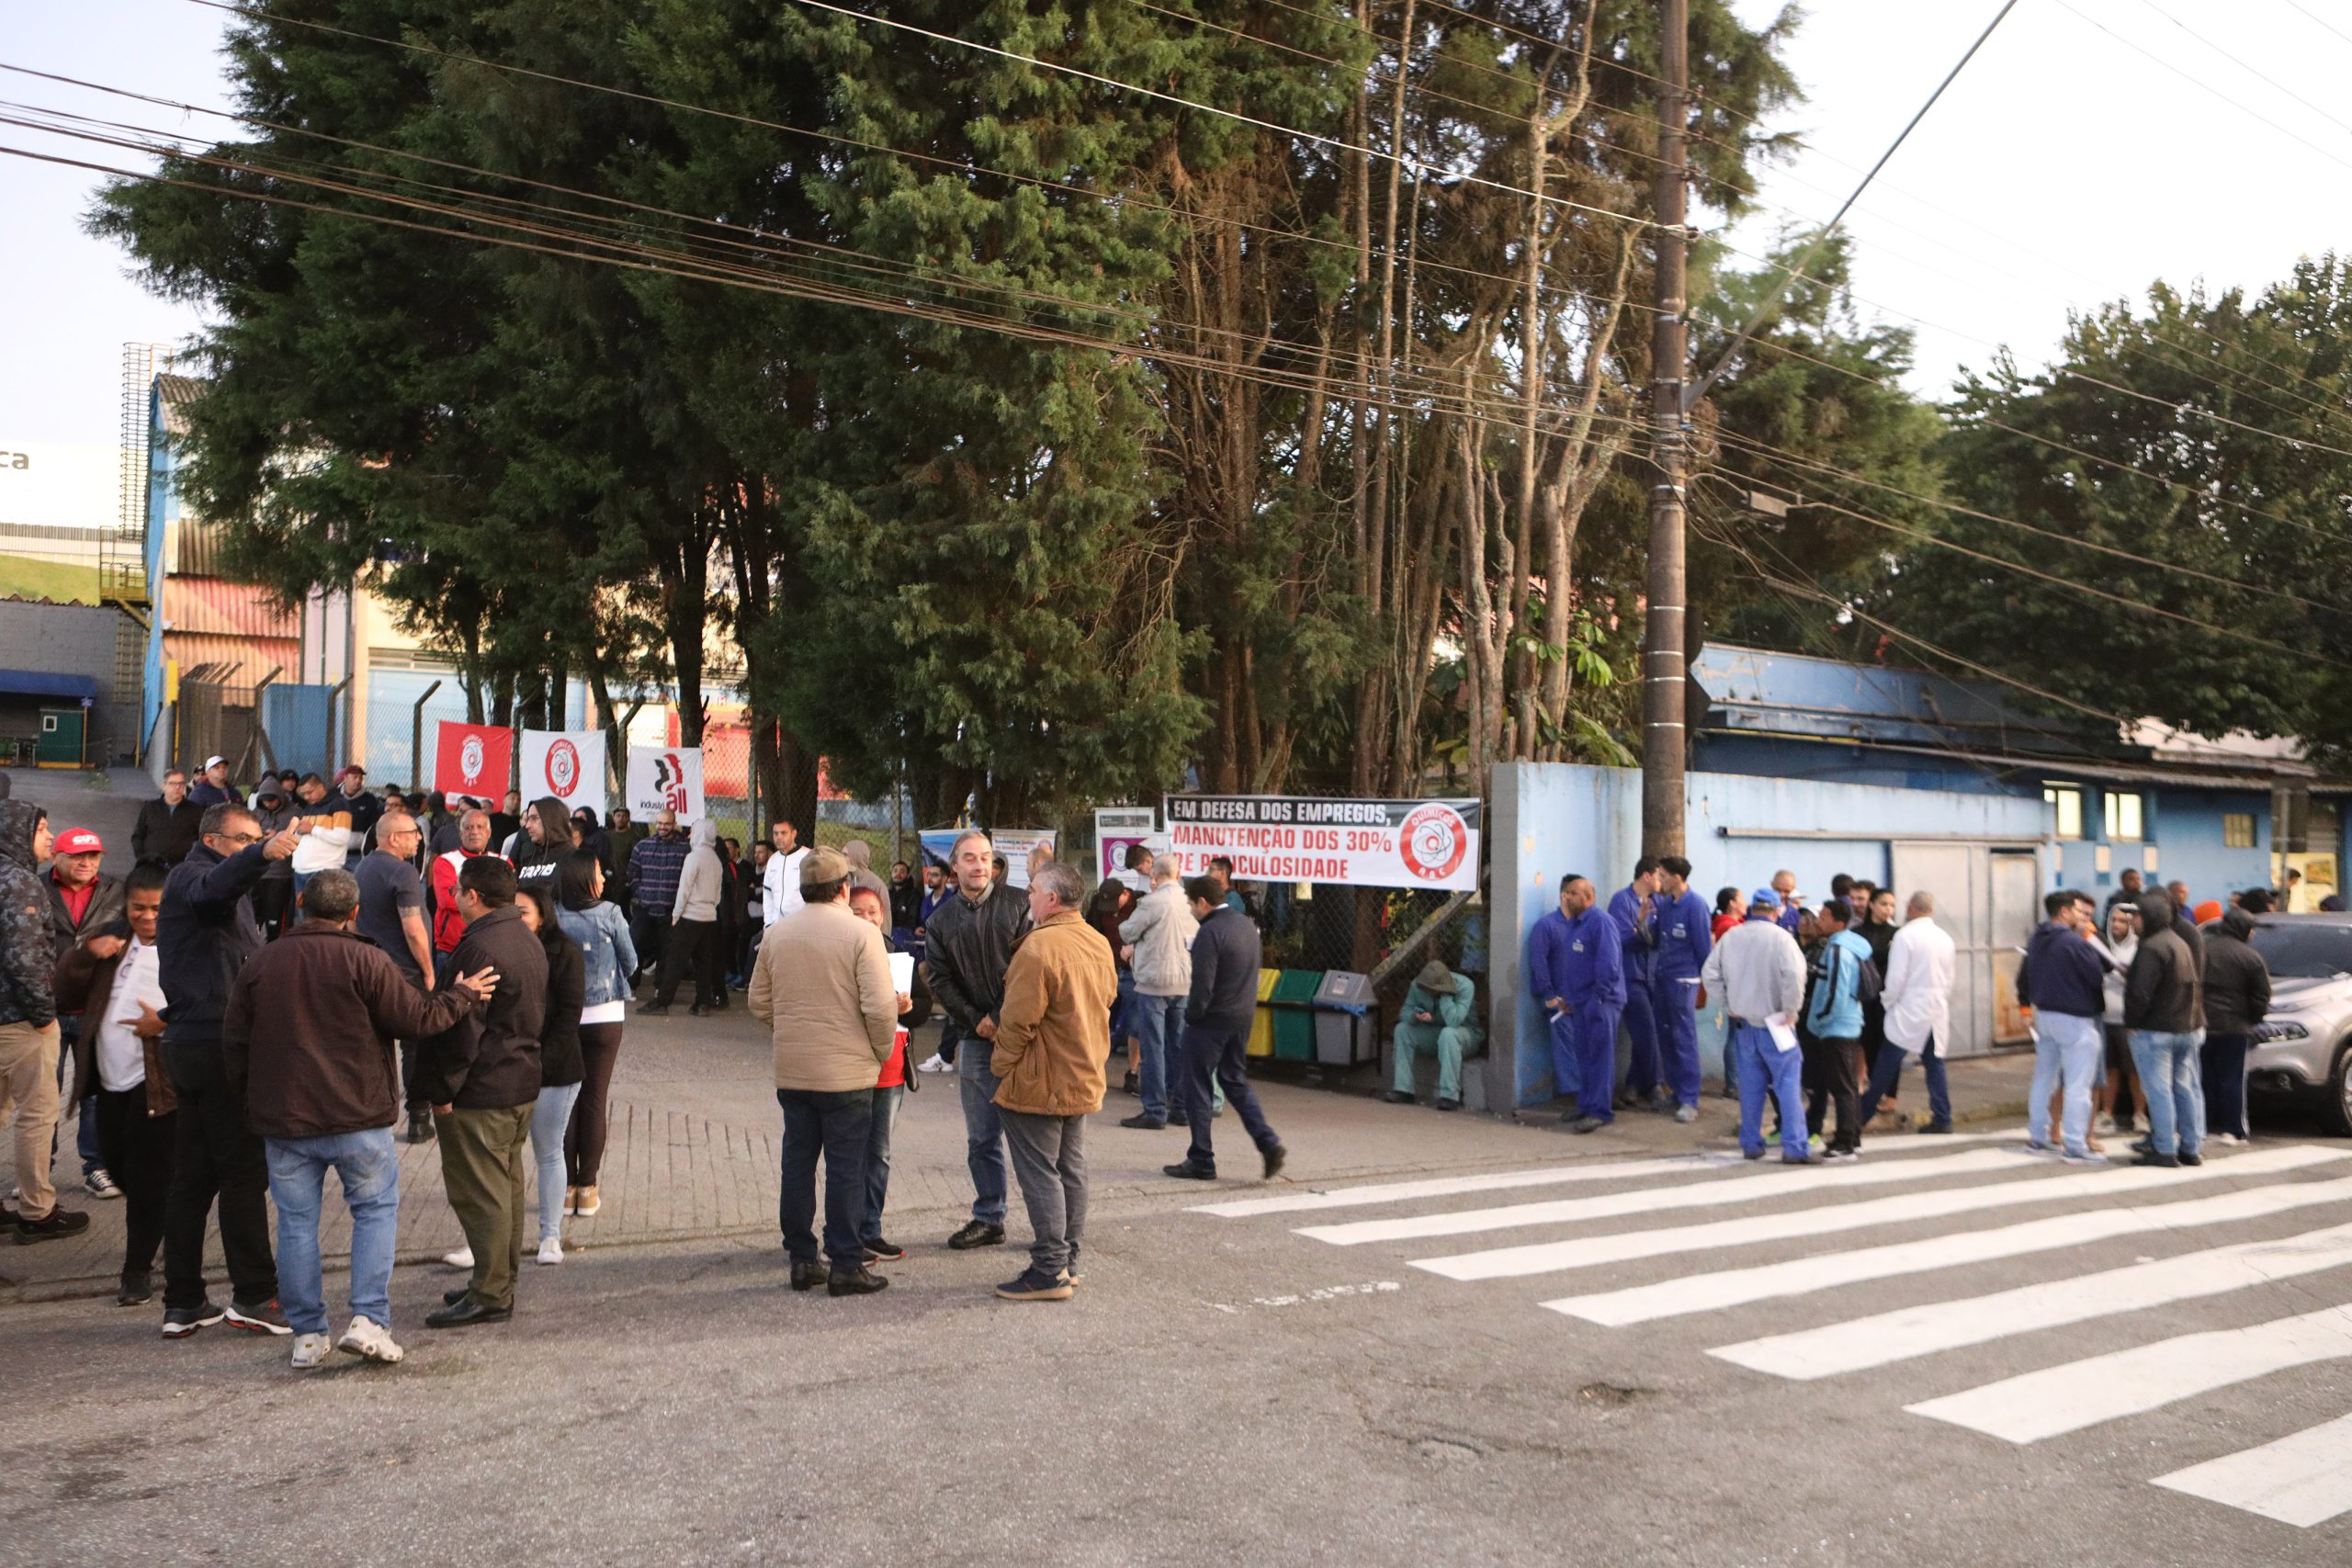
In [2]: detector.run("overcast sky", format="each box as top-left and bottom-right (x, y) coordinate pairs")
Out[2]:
(4, 0), (2349, 451)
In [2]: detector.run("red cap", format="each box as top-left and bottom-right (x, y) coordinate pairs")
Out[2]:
(54, 828), (103, 855)
(341, 763), (367, 778)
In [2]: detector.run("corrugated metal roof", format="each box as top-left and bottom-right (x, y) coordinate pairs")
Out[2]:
(155, 374), (204, 437)
(169, 519), (246, 579)
(163, 575), (297, 638)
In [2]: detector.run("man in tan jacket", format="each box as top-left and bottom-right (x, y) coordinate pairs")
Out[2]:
(990, 861), (1117, 1301)
(748, 847), (899, 1297)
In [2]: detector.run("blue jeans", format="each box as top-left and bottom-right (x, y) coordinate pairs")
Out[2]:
(1733, 1024), (1808, 1157)
(529, 1082), (583, 1242)
(2130, 1029), (2205, 1158)
(265, 1127), (400, 1336)
(2029, 1011), (2102, 1156)
(1856, 1035), (1951, 1126)
(1178, 1024), (1282, 1174)
(775, 1088), (873, 1266)
(1132, 993), (1184, 1121)
(1621, 977), (1659, 1098)
(1652, 976), (1703, 1107)
(956, 1039), (1009, 1226)
(863, 1083), (903, 1244)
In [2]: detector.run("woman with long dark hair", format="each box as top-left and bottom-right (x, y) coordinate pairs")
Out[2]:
(510, 796), (577, 888)
(515, 882), (585, 1264)
(554, 848), (636, 1219)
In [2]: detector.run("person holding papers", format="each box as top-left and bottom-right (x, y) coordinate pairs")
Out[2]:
(1855, 891), (1958, 1134)
(1701, 887), (1811, 1163)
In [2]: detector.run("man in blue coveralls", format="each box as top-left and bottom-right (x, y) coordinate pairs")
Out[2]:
(1649, 854), (1713, 1123)
(1527, 874), (1623, 1134)
(1606, 858), (1664, 1112)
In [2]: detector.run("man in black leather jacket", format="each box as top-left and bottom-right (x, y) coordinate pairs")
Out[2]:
(921, 829), (1029, 1252)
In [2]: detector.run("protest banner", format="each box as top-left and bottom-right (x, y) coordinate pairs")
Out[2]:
(1095, 807), (1157, 886)
(519, 728), (605, 808)
(626, 747), (705, 823)
(1161, 794), (1482, 891)
(433, 722), (512, 803)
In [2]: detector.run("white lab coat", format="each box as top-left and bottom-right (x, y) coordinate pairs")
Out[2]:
(763, 846), (808, 926)
(1882, 916), (1956, 1056)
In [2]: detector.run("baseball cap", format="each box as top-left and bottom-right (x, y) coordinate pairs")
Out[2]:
(1750, 886), (1781, 908)
(341, 762), (367, 778)
(202, 754), (226, 771)
(800, 847), (851, 888)
(55, 828), (103, 855)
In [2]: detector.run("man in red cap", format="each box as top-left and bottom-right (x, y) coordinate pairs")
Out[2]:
(47, 827), (124, 1200)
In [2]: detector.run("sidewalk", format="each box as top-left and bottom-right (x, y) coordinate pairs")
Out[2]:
(0, 1010), (2037, 1302)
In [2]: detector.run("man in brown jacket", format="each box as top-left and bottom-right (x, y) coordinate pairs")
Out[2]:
(748, 847), (898, 1297)
(223, 867), (496, 1367)
(990, 861), (1116, 1302)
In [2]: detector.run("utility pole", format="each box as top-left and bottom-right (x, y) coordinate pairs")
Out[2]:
(1641, 0), (1689, 857)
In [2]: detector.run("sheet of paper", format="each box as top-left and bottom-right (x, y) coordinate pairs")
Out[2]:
(1765, 1012), (1800, 1054)
(888, 952), (914, 995)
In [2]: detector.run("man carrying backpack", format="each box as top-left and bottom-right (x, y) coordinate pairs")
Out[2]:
(1800, 897), (1873, 1161)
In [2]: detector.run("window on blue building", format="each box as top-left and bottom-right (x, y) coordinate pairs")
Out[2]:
(2105, 791), (2145, 842)
(2224, 812), (2255, 849)
(2043, 782), (2085, 840)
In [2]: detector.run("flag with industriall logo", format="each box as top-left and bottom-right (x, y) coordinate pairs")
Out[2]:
(433, 721), (513, 804)
(519, 728), (605, 809)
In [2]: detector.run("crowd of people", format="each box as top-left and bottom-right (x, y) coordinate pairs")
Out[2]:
(1517, 858), (2282, 1167)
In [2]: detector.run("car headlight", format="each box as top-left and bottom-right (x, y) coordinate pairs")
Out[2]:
(2254, 1021), (2309, 1043)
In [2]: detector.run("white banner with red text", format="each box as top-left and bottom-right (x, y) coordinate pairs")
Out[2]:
(1160, 794), (1482, 891)
(626, 746), (705, 824)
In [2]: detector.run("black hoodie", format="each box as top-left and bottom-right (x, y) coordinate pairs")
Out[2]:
(2201, 907), (2272, 1036)
(0, 801), (54, 1028)
(2122, 890), (2203, 1033)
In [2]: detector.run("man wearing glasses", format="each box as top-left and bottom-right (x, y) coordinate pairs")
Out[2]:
(154, 802), (300, 1337)
(356, 811), (439, 1143)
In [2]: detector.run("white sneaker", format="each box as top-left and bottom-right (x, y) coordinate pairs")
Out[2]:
(85, 1168), (123, 1201)
(2061, 1149), (2109, 1166)
(537, 1237), (564, 1266)
(1673, 1104), (1699, 1124)
(2092, 1112), (2118, 1134)
(337, 1315), (404, 1364)
(289, 1332), (333, 1371)
(916, 1053), (949, 1074)
(441, 1246), (475, 1269)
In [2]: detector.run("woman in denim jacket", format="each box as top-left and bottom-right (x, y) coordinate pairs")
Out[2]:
(554, 848), (638, 1219)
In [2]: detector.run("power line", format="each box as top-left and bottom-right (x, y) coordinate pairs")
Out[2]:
(2132, 0), (2352, 145)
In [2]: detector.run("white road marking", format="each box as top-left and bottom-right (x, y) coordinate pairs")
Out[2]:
(2153, 1410), (2352, 1528)
(1296, 1148), (2027, 1246)
(1711, 1221), (2352, 1379)
(1186, 1131), (2020, 1220)
(1206, 1280), (1403, 1314)
(1548, 1171), (2352, 1325)
(1411, 1145), (2346, 1282)
(1905, 1303), (2352, 1443)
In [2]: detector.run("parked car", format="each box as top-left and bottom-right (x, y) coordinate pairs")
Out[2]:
(2246, 914), (2352, 1136)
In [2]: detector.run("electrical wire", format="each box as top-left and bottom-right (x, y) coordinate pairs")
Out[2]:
(2133, 0), (2352, 144)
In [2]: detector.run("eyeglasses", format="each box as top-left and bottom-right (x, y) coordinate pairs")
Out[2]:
(218, 830), (262, 847)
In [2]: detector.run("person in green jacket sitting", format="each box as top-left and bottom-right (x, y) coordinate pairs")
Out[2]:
(1384, 960), (1483, 1111)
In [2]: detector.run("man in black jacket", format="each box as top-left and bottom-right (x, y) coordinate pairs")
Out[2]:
(130, 769), (203, 867)
(1164, 876), (1287, 1183)
(44, 825), (124, 1200)
(921, 829), (1030, 1251)
(416, 854), (547, 1328)
(155, 801), (300, 1336)
(2199, 907), (2271, 1145)
(2123, 890), (2205, 1169)
(2, 800), (92, 1243)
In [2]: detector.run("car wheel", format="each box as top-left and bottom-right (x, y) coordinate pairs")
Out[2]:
(2327, 1043), (2352, 1139)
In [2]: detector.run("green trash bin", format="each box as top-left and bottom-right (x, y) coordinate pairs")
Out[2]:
(1270, 969), (1322, 1061)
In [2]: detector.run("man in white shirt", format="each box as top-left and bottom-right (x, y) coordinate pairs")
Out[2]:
(59, 863), (173, 1305)
(1700, 887), (1813, 1163)
(1856, 891), (1956, 1133)
(762, 818), (808, 927)
(288, 773), (354, 915)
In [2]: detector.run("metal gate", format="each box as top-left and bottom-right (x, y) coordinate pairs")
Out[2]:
(1889, 839), (2043, 1056)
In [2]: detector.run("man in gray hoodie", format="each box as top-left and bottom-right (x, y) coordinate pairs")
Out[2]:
(645, 820), (727, 1017)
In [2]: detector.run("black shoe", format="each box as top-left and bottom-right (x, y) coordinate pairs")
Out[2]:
(1919, 1121), (1953, 1134)
(1435, 1097), (1461, 1112)
(161, 1300), (224, 1339)
(2131, 1136), (2154, 1155)
(789, 1260), (828, 1292)
(1743, 1148), (1767, 1161)
(1163, 1161), (1216, 1181)
(1647, 1089), (1676, 1114)
(687, 1003), (707, 1017)
(995, 1269), (1073, 1302)
(863, 1237), (907, 1263)
(946, 1220), (1005, 1250)
(638, 1003), (670, 1016)
(117, 1274), (153, 1308)
(1166, 1109), (1190, 1126)
(827, 1264), (888, 1296)
(442, 1286), (472, 1306)
(1568, 1115), (1608, 1134)
(1118, 1113), (1167, 1130)
(12, 1206), (90, 1244)
(1782, 1152), (1816, 1165)
(405, 1110), (435, 1144)
(1382, 1089), (1417, 1105)
(1123, 1072), (1139, 1096)
(425, 1299), (512, 1328)
(2178, 1150), (2204, 1167)
(1261, 1144), (1287, 1180)
(1612, 1089), (1638, 1110)
(2132, 1149), (2180, 1168)
(225, 1297), (292, 1335)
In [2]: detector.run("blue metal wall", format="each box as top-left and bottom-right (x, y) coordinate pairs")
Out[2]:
(2047, 784), (2272, 909)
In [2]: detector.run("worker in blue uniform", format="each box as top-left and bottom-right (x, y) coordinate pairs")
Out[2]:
(1607, 857), (1665, 1111)
(1648, 853), (1713, 1123)
(1526, 874), (1624, 1134)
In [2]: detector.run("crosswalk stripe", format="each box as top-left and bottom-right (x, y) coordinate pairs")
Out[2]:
(1905, 1303), (2352, 1443)
(1296, 1148), (2027, 1246)
(2152, 1411), (2352, 1528)
(1187, 1131), (2019, 1220)
(1547, 1171), (2352, 1325)
(1710, 1221), (2352, 1380)
(1412, 1145), (2347, 1282)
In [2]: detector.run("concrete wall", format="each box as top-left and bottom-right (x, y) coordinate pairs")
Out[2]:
(1490, 763), (2052, 1110)
(0, 599), (131, 764)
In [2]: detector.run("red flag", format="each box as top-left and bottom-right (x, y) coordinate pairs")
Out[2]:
(435, 721), (512, 801)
